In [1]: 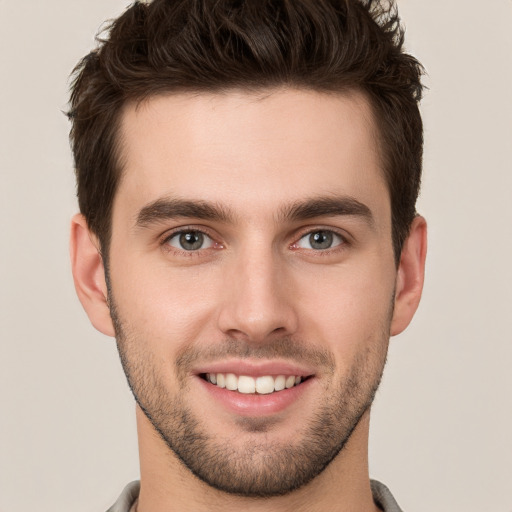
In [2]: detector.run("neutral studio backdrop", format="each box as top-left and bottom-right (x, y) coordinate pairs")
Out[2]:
(1, 1), (511, 511)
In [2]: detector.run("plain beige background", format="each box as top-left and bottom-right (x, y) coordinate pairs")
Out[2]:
(1, 1), (511, 511)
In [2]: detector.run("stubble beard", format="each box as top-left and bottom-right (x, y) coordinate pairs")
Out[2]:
(108, 292), (391, 498)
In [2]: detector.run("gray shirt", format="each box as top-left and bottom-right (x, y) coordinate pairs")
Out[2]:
(107, 479), (404, 511)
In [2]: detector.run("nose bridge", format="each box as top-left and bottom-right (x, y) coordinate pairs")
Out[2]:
(217, 239), (298, 342)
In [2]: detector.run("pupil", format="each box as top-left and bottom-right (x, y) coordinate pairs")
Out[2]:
(310, 231), (332, 250)
(180, 232), (203, 250)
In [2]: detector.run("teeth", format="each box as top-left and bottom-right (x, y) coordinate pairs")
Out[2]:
(205, 373), (305, 394)
(238, 375), (256, 394)
(274, 375), (286, 391)
(285, 375), (296, 389)
(225, 373), (238, 391)
(216, 373), (225, 388)
(255, 376), (274, 394)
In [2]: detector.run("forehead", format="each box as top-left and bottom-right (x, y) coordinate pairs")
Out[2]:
(114, 88), (389, 224)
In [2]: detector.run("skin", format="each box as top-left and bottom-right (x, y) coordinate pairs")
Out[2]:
(70, 88), (427, 512)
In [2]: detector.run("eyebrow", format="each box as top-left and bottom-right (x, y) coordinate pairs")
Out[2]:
(135, 197), (236, 228)
(278, 196), (374, 225)
(135, 195), (374, 228)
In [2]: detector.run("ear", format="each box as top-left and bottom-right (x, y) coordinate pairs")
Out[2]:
(390, 215), (427, 336)
(70, 213), (115, 337)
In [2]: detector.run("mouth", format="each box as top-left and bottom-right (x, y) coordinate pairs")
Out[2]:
(200, 373), (311, 395)
(195, 362), (316, 416)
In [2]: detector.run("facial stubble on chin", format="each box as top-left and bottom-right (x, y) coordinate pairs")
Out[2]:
(107, 288), (392, 498)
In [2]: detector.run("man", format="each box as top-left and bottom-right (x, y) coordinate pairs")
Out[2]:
(68, 0), (427, 510)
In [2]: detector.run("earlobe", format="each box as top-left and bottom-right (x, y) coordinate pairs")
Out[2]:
(70, 214), (115, 337)
(390, 216), (427, 336)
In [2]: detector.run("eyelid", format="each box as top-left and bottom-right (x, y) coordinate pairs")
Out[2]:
(158, 224), (351, 254)
(167, 231), (214, 250)
(290, 226), (351, 251)
(159, 225), (223, 251)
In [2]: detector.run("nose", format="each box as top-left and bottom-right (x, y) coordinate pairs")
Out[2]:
(217, 246), (299, 343)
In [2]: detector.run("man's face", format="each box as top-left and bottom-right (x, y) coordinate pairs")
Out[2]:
(108, 89), (397, 496)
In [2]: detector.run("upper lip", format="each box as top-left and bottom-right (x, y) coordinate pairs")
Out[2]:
(193, 359), (315, 378)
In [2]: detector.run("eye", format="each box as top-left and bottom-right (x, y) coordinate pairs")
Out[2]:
(295, 230), (345, 250)
(166, 230), (214, 251)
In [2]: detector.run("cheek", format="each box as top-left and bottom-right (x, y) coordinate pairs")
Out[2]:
(109, 255), (222, 352)
(294, 263), (395, 356)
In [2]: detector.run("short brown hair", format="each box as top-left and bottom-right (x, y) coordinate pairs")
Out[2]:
(68, 0), (424, 262)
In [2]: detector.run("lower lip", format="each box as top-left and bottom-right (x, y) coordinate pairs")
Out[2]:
(197, 376), (314, 416)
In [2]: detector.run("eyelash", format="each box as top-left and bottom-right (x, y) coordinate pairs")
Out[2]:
(290, 227), (350, 255)
(160, 226), (221, 257)
(159, 226), (350, 256)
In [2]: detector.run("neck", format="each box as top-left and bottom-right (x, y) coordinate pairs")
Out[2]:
(135, 406), (380, 512)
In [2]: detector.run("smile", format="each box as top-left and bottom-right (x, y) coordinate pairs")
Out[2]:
(203, 373), (306, 394)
